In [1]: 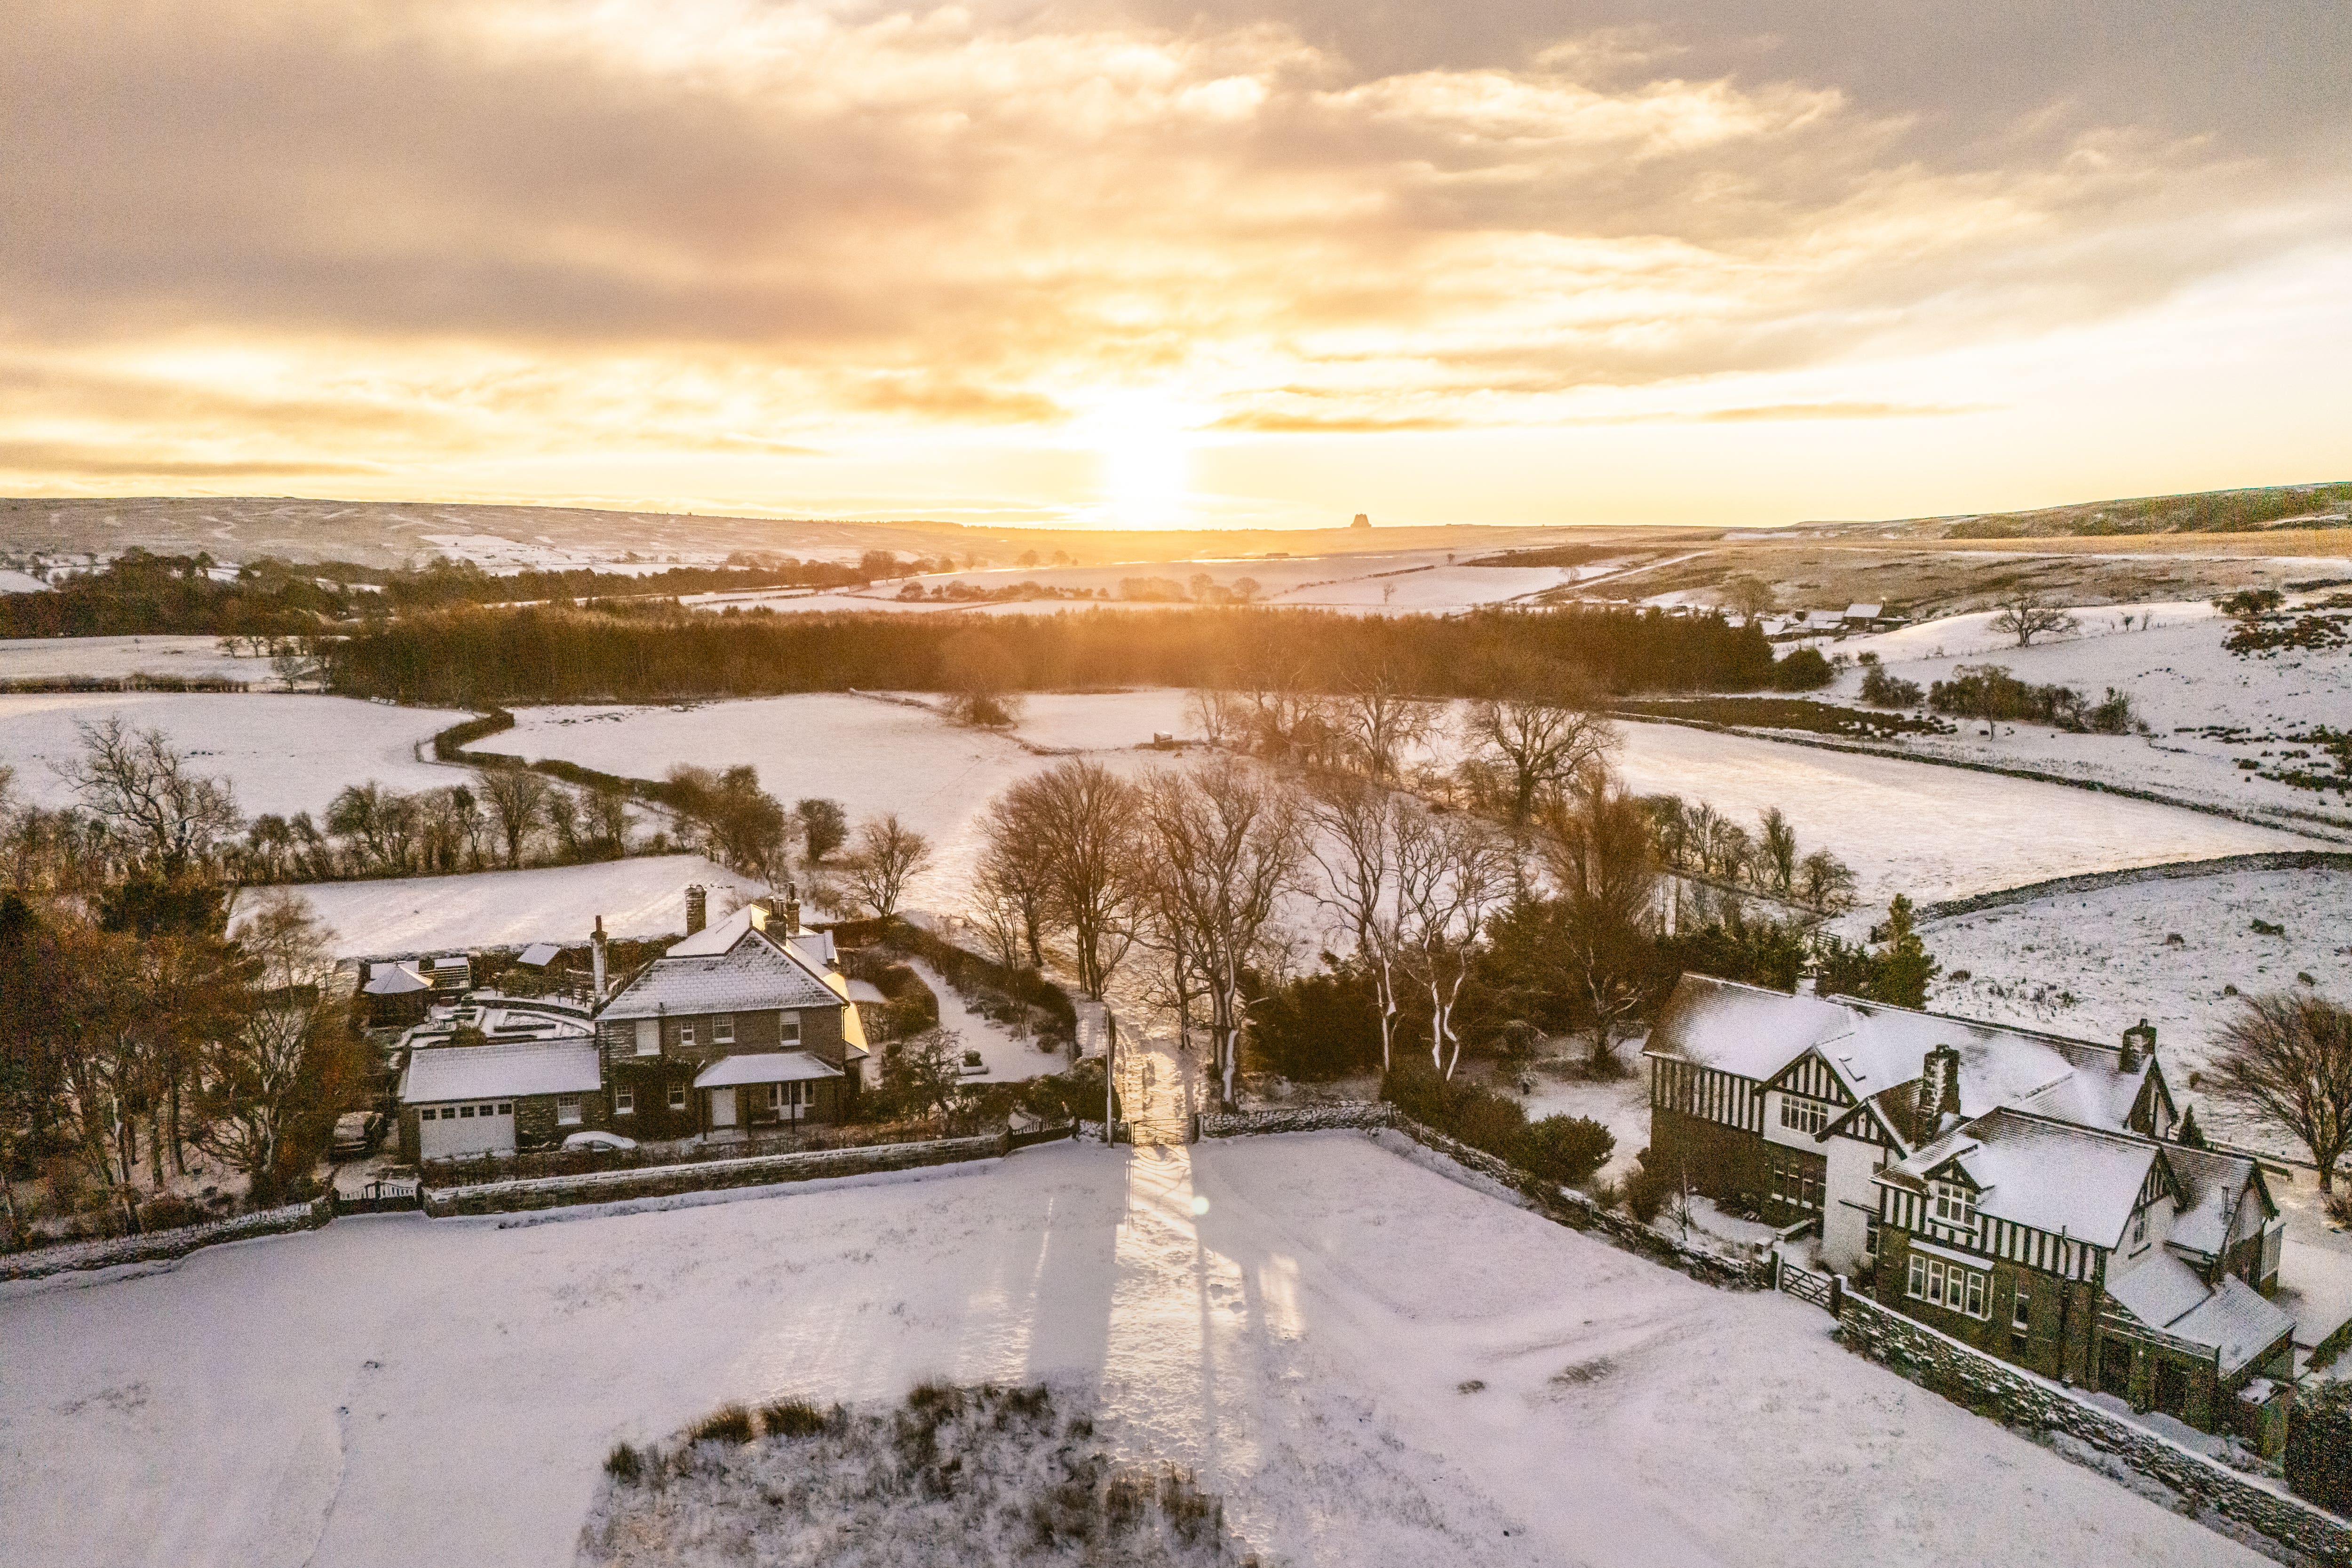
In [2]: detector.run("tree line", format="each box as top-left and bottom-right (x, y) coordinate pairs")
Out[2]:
(318, 601), (1790, 707)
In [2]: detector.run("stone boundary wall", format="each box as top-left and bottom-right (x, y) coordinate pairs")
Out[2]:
(1920, 850), (2352, 923)
(423, 1133), (1008, 1216)
(1836, 1289), (2350, 1566)
(1201, 1104), (1768, 1291)
(0, 1195), (335, 1283)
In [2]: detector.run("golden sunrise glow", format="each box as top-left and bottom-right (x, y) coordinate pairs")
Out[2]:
(1, 0), (2347, 525)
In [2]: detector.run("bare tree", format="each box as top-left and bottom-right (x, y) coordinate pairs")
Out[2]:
(1300, 773), (1410, 1072)
(973, 797), (1052, 969)
(1540, 769), (1662, 1076)
(1394, 808), (1514, 1078)
(1796, 848), (1859, 912)
(479, 766), (551, 868)
(57, 718), (241, 876)
(1458, 661), (1616, 825)
(939, 628), (1025, 728)
(2210, 993), (2352, 1191)
(1723, 575), (1774, 622)
(1332, 670), (1435, 784)
(1184, 687), (1248, 749)
(1989, 592), (2079, 648)
(1009, 760), (1142, 999)
(843, 814), (933, 920)
(1140, 759), (1304, 1108)
(1755, 807), (1798, 897)
(202, 891), (351, 1202)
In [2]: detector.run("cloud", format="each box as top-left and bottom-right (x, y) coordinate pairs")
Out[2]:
(0, 441), (386, 479)
(0, 0), (2344, 498)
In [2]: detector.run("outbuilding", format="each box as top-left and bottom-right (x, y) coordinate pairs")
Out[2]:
(397, 1038), (609, 1162)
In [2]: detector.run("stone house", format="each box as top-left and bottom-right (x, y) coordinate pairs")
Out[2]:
(395, 1037), (610, 1162)
(591, 899), (870, 1141)
(1643, 974), (2293, 1445)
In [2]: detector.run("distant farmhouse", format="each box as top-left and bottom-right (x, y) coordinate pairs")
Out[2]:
(394, 885), (869, 1163)
(1645, 976), (2293, 1447)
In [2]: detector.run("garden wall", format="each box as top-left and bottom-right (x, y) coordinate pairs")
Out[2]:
(422, 1133), (1009, 1216)
(1836, 1289), (2350, 1566)
(0, 1195), (335, 1284)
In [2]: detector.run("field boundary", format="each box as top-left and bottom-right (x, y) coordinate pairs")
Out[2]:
(1605, 708), (2352, 843)
(1918, 850), (2352, 922)
(423, 1131), (1016, 1216)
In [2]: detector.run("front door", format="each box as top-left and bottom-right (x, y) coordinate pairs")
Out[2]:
(709, 1087), (738, 1129)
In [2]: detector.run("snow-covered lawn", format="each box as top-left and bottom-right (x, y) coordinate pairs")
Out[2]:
(1917, 867), (2352, 1151)
(1611, 719), (2309, 904)
(0, 633), (262, 683)
(0, 691), (462, 817)
(0, 1135), (2265, 1568)
(1514, 1061), (1653, 1185)
(900, 954), (1065, 1082)
(478, 696), (1169, 907)
(1809, 599), (2352, 831)
(234, 854), (767, 959)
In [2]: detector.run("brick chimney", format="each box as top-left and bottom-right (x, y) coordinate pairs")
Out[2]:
(591, 915), (607, 1002)
(685, 884), (707, 935)
(2119, 1018), (2156, 1074)
(784, 882), (802, 935)
(1916, 1043), (1962, 1132)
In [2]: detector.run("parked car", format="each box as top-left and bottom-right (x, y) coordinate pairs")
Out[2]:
(561, 1130), (638, 1153)
(330, 1110), (383, 1160)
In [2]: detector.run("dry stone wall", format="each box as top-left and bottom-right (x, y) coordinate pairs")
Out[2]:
(423, 1133), (1007, 1216)
(0, 1195), (335, 1284)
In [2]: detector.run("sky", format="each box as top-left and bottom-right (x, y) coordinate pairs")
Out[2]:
(3, 0), (2349, 531)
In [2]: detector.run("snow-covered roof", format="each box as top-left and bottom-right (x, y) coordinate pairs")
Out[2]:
(845, 979), (889, 1005)
(363, 963), (430, 996)
(2107, 1249), (2213, 1328)
(1647, 976), (2156, 1149)
(692, 1051), (844, 1088)
(2108, 1251), (2295, 1376)
(1881, 1109), (2159, 1247)
(2163, 1144), (2269, 1261)
(1844, 602), (1884, 619)
(401, 1040), (602, 1103)
(597, 909), (841, 1020)
(516, 941), (563, 967)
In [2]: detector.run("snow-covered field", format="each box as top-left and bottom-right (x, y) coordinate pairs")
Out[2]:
(1918, 866), (2352, 1152)
(1810, 599), (2352, 832)
(0, 633), (263, 684)
(0, 692), (461, 817)
(235, 854), (766, 959)
(0, 1135), (2264, 1568)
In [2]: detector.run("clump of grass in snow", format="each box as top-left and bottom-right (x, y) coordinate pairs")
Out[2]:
(583, 1380), (1252, 1567)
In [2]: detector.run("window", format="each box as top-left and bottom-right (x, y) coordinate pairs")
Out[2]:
(678, 1021), (697, 1049)
(1779, 1095), (1828, 1135)
(668, 1084), (687, 1111)
(778, 1014), (801, 1045)
(635, 1019), (660, 1057)
(497, 1102), (511, 1115)
(1907, 1255), (1988, 1319)
(2012, 1284), (2031, 1334)
(1864, 1216), (1880, 1259)
(2131, 1210), (2148, 1247)
(713, 1015), (735, 1045)
(615, 1085), (635, 1115)
(1930, 1180), (1977, 1233)
(459, 1105), (475, 1118)
(556, 1095), (582, 1126)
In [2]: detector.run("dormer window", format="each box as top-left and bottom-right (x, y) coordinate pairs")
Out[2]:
(1930, 1179), (1977, 1233)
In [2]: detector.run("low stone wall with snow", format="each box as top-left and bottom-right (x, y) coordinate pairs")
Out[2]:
(0, 1195), (335, 1283)
(1203, 1104), (1768, 1292)
(422, 1133), (1009, 1217)
(1921, 850), (2352, 923)
(1836, 1290), (2349, 1565)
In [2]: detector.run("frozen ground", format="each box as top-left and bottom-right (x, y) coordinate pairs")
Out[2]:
(0, 1135), (2265, 1568)
(0, 691), (461, 818)
(478, 696), (1170, 907)
(1610, 719), (2309, 904)
(0, 634), (269, 684)
(232, 854), (767, 959)
(1804, 599), (2352, 834)
(1917, 867), (2352, 1153)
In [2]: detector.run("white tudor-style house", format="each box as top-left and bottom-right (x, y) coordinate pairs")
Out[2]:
(1645, 974), (2295, 1449)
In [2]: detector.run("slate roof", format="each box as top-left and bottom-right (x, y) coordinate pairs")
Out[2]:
(400, 1040), (602, 1103)
(2108, 1250), (2295, 1377)
(1880, 1108), (2161, 1248)
(2164, 1144), (2270, 1261)
(597, 935), (840, 1018)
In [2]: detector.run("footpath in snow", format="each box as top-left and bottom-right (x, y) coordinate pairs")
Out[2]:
(0, 1136), (2272, 1568)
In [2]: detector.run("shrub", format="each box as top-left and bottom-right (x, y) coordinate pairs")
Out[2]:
(1859, 665), (1923, 708)
(1380, 1059), (1529, 1167)
(689, 1404), (756, 1445)
(604, 1442), (644, 1483)
(1771, 647), (1834, 691)
(1248, 962), (1384, 1081)
(1623, 1149), (1673, 1224)
(759, 1400), (831, 1439)
(1520, 1115), (1616, 1186)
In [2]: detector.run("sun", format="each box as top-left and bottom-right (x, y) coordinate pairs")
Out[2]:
(1085, 392), (1195, 529)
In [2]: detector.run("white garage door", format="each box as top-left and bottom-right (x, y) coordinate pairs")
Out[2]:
(419, 1100), (516, 1158)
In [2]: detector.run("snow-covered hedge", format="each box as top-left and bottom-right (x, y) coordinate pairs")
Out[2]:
(423, 1133), (1008, 1216)
(0, 1194), (334, 1283)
